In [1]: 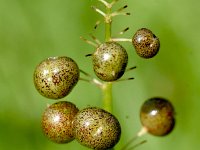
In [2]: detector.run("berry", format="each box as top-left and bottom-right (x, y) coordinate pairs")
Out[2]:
(41, 101), (79, 143)
(34, 56), (80, 99)
(132, 28), (160, 58)
(92, 42), (128, 81)
(73, 107), (121, 150)
(140, 97), (175, 136)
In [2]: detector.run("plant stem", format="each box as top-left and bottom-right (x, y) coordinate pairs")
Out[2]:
(105, 20), (111, 41)
(102, 2), (113, 114)
(105, 4), (112, 42)
(102, 82), (113, 113)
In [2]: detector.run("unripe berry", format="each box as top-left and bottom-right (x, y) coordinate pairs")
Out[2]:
(140, 97), (175, 136)
(34, 56), (80, 99)
(73, 107), (121, 150)
(92, 42), (128, 82)
(132, 28), (160, 58)
(41, 101), (79, 143)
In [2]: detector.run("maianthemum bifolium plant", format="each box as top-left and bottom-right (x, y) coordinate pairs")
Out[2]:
(33, 0), (176, 149)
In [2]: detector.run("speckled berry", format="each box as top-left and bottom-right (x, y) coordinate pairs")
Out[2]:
(132, 28), (160, 58)
(41, 101), (79, 143)
(34, 56), (80, 99)
(72, 107), (121, 150)
(140, 97), (175, 136)
(92, 42), (128, 81)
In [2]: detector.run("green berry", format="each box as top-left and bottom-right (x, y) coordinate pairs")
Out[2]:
(92, 42), (128, 81)
(73, 107), (121, 150)
(34, 56), (80, 99)
(140, 97), (175, 136)
(132, 28), (160, 58)
(41, 101), (79, 143)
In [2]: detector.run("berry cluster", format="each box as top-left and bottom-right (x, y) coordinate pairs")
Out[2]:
(41, 101), (121, 149)
(33, 0), (175, 150)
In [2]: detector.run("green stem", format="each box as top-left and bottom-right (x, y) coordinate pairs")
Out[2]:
(105, 20), (111, 41)
(102, 2), (113, 114)
(105, 5), (112, 42)
(102, 82), (113, 113)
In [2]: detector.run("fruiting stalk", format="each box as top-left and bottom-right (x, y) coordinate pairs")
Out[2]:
(102, 1), (113, 113)
(121, 127), (147, 150)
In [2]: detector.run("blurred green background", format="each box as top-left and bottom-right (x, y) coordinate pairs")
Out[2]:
(0, 0), (200, 149)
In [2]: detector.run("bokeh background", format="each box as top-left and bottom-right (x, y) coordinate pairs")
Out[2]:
(0, 0), (199, 150)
